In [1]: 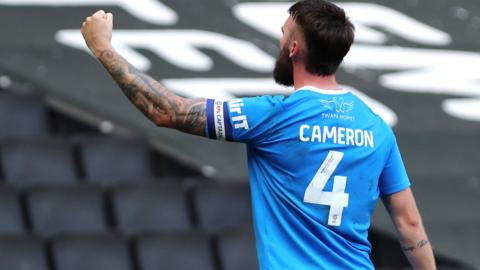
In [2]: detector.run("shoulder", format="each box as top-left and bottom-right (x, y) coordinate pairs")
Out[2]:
(348, 91), (393, 130)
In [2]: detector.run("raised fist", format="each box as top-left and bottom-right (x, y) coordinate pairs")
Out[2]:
(81, 10), (113, 56)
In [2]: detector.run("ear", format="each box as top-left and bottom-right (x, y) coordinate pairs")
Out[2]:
(289, 40), (300, 59)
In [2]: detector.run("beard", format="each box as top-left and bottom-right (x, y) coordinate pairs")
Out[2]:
(273, 46), (294, 87)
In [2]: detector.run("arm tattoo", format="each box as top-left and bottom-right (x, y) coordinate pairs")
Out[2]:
(402, 239), (430, 252)
(97, 49), (206, 136)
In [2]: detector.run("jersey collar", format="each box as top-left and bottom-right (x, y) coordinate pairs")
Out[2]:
(296, 85), (349, 95)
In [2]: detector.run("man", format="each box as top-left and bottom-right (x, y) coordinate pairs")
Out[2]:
(81, 0), (436, 269)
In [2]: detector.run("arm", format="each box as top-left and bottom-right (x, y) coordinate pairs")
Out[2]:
(382, 188), (436, 270)
(80, 10), (206, 136)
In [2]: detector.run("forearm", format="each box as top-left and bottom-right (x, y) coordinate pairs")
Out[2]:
(93, 46), (206, 135)
(383, 190), (436, 270)
(396, 223), (436, 270)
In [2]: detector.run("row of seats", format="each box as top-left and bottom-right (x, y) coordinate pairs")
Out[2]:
(0, 230), (257, 270)
(0, 136), (190, 187)
(0, 182), (252, 236)
(0, 91), (99, 138)
(0, 90), (257, 270)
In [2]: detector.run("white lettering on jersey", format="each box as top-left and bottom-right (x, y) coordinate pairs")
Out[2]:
(229, 99), (244, 114)
(299, 125), (310, 142)
(213, 100), (226, 140)
(299, 125), (374, 148)
(232, 115), (249, 130)
(323, 126), (337, 144)
(229, 99), (249, 130)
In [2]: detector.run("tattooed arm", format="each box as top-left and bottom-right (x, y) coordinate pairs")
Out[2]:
(382, 188), (436, 270)
(80, 10), (206, 136)
(96, 49), (206, 135)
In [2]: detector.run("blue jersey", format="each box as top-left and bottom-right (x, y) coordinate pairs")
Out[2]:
(205, 86), (410, 270)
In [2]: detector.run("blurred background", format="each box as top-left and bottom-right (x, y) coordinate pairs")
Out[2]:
(0, 0), (479, 269)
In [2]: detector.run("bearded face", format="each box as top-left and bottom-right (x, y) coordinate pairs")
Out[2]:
(273, 44), (294, 87)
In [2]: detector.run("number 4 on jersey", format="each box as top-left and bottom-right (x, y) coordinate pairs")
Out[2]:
(304, 151), (349, 226)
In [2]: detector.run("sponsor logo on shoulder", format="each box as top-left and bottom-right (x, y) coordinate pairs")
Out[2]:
(319, 97), (355, 122)
(320, 97), (354, 113)
(229, 99), (249, 130)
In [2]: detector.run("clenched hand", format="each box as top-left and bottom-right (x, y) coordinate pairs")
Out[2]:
(81, 10), (113, 57)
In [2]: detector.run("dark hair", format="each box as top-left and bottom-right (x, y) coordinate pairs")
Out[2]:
(289, 0), (355, 75)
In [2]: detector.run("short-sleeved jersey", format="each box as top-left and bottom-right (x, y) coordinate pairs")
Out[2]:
(205, 86), (410, 270)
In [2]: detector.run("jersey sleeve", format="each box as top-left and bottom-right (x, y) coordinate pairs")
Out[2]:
(379, 136), (411, 196)
(204, 96), (285, 144)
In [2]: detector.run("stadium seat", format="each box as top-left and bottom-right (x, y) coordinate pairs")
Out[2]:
(0, 187), (24, 234)
(76, 136), (154, 184)
(217, 229), (258, 270)
(0, 92), (49, 140)
(0, 235), (49, 270)
(136, 232), (215, 270)
(192, 182), (252, 232)
(52, 234), (132, 270)
(27, 186), (108, 237)
(112, 183), (192, 235)
(0, 138), (78, 187)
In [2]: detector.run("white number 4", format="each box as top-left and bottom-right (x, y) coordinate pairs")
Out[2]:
(304, 151), (349, 226)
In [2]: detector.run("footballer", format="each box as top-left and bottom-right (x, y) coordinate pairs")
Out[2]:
(81, 1), (436, 269)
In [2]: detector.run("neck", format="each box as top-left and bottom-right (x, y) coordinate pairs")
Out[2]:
(293, 64), (340, 91)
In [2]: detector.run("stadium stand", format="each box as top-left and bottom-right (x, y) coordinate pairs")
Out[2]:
(0, 91), (49, 140)
(52, 234), (133, 270)
(135, 232), (216, 270)
(76, 135), (155, 184)
(192, 182), (252, 233)
(111, 183), (192, 235)
(0, 84), (473, 270)
(0, 187), (24, 234)
(27, 186), (108, 237)
(217, 229), (258, 270)
(0, 235), (48, 270)
(1, 138), (78, 187)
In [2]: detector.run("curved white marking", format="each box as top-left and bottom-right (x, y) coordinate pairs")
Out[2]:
(0, 0), (178, 25)
(55, 30), (275, 72)
(233, 2), (451, 45)
(442, 98), (480, 122)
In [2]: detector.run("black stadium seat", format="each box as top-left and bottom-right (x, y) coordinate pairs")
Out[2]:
(27, 186), (107, 237)
(192, 182), (252, 232)
(77, 136), (154, 185)
(112, 183), (191, 235)
(52, 234), (132, 270)
(0, 92), (49, 140)
(217, 229), (258, 270)
(0, 138), (78, 187)
(136, 232), (215, 270)
(0, 187), (24, 234)
(0, 235), (49, 270)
